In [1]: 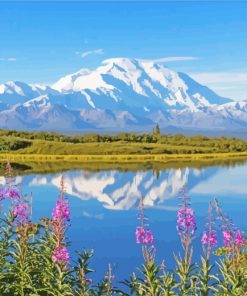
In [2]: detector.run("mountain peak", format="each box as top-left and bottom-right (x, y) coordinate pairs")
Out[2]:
(102, 57), (142, 69)
(0, 57), (243, 132)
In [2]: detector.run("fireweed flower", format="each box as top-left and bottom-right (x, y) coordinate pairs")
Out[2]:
(5, 188), (21, 200)
(135, 227), (154, 244)
(201, 202), (218, 260)
(136, 196), (155, 262)
(201, 230), (217, 247)
(52, 198), (70, 222)
(221, 226), (244, 249)
(52, 245), (70, 264)
(176, 207), (196, 236)
(214, 198), (245, 248)
(234, 230), (245, 248)
(176, 187), (196, 239)
(176, 186), (197, 268)
(13, 201), (30, 225)
(222, 230), (234, 247)
(214, 198), (245, 269)
(51, 176), (70, 267)
(136, 226), (145, 244)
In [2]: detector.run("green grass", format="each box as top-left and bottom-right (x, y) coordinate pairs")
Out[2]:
(2, 151), (247, 161)
(3, 137), (247, 156)
(1, 129), (247, 174)
(2, 129), (247, 156)
(7, 140), (216, 155)
(1, 151), (247, 175)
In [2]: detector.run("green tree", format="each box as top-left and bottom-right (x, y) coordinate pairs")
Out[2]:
(153, 124), (161, 135)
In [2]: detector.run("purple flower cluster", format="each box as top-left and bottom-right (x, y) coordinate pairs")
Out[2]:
(223, 230), (245, 248)
(0, 187), (20, 201)
(13, 202), (29, 225)
(51, 177), (71, 267)
(177, 207), (196, 236)
(5, 188), (21, 200)
(52, 245), (70, 264)
(52, 198), (70, 222)
(222, 230), (233, 247)
(234, 230), (245, 248)
(136, 227), (154, 244)
(201, 230), (217, 247)
(135, 197), (156, 263)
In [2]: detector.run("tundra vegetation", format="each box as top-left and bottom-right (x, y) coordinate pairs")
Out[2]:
(1, 129), (247, 174)
(0, 162), (246, 295)
(1, 129), (247, 155)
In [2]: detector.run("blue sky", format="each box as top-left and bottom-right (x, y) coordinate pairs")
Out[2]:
(1, 1), (247, 100)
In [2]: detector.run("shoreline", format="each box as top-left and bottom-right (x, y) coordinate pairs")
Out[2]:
(1, 151), (247, 163)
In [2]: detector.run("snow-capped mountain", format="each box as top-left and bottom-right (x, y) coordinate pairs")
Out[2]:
(0, 81), (57, 106)
(52, 58), (231, 114)
(0, 57), (246, 132)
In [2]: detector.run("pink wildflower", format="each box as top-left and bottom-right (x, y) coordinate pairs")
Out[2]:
(136, 227), (154, 244)
(144, 230), (154, 244)
(136, 226), (145, 244)
(52, 245), (70, 264)
(177, 207), (196, 236)
(51, 176), (70, 267)
(135, 196), (156, 263)
(201, 232), (208, 245)
(201, 230), (217, 247)
(5, 188), (20, 200)
(234, 230), (245, 248)
(222, 230), (233, 247)
(13, 202), (29, 225)
(52, 198), (70, 222)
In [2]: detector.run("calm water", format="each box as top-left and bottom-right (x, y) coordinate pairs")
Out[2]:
(1, 162), (247, 281)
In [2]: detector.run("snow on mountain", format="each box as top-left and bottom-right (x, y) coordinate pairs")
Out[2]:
(0, 57), (246, 131)
(52, 58), (231, 114)
(0, 81), (58, 106)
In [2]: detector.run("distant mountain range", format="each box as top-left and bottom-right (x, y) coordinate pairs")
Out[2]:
(1, 57), (247, 133)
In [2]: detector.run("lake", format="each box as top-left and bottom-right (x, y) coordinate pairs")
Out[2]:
(0, 160), (247, 282)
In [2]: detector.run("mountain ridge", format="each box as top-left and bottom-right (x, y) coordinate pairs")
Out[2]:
(0, 57), (246, 132)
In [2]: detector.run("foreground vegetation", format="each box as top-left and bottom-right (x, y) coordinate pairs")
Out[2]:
(0, 163), (246, 295)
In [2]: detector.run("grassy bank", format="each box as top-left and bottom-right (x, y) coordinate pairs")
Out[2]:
(1, 152), (247, 175)
(2, 129), (247, 156)
(1, 129), (247, 174)
(2, 151), (247, 163)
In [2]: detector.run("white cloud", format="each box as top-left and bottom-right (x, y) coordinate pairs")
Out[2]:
(7, 57), (17, 61)
(189, 72), (247, 100)
(0, 57), (17, 62)
(190, 72), (247, 84)
(76, 48), (104, 58)
(142, 56), (198, 63)
(81, 211), (104, 220)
